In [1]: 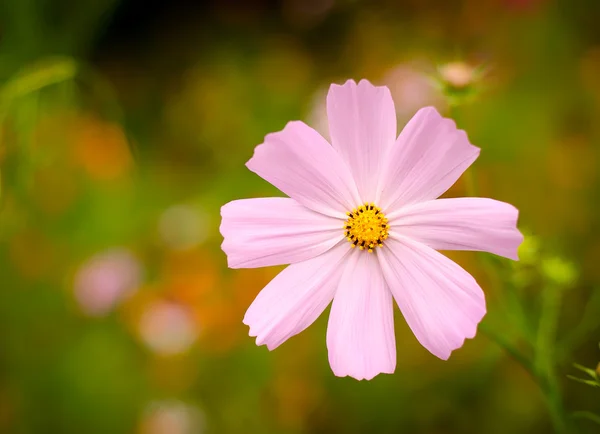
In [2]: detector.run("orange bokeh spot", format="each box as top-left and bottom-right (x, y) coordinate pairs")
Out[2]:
(9, 229), (58, 281)
(71, 115), (132, 180)
(33, 167), (79, 216)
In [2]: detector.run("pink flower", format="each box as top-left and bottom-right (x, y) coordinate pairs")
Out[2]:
(220, 79), (523, 380)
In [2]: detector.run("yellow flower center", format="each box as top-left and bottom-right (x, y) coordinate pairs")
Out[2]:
(344, 203), (389, 253)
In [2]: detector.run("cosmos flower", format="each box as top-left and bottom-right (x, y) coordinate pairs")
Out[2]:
(220, 79), (523, 380)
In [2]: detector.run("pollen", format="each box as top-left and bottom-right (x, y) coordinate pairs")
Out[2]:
(344, 203), (389, 253)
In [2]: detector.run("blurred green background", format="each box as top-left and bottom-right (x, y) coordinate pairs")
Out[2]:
(1, 0), (600, 433)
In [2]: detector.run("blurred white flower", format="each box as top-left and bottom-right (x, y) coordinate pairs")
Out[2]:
(159, 204), (208, 251)
(139, 301), (198, 355)
(74, 249), (142, 317)
(140, 400), (205, 434)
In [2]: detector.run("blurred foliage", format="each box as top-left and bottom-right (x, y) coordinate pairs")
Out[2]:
(1, 0), (600, 433)
(568, 361), (600, 389)
(568, 344), (600, 427)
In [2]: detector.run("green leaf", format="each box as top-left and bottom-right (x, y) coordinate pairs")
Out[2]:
(567, 375), (600, 388)
(572, 363), (599, 380)
(0, 57), (77, 106)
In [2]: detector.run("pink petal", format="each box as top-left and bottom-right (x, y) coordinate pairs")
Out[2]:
(388, 198), (524, 260)
(378, 236), (486, 360)
(244, 242), (350, 350)
(327, 79), (397, 202)
(220, 198), (343, 269)
(379, 107), (480, 210)
(326, 251), (396, 380)
(246, 121), (361, 218)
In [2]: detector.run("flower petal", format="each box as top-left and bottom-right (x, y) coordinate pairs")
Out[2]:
(327, 79), (397, 202)
(244, 242), (350, 350)
(326, 251), (396, 380)
(379, 107), (480, 210)
(246, 121), (361, 218)
(221, 198), (344, 269)
(378, 236), (486, 360)
(388, 198), (524, 260)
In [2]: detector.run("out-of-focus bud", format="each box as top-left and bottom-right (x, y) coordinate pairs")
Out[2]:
(74, 249), (142, 317)
(139, 301), (198, 355)
(140, 400), (205, 434)
(541, 257), (578, 287)
(517, 233), (540, 266)
(439, 62), (477, 88)
(436, 61), (483, 105)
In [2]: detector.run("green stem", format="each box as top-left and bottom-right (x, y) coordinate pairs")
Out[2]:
(451, 106), (570, 433)
(478, 321), (534, 375)
(535, 284), (569, 433)
(479, 320), (568, 433)
(542, 376), (569, 434)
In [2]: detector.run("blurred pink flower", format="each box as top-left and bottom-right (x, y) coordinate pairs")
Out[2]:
(306, 87), (330, 141)
(74, 249), (141, 316)
(139, 301), (198, 355)
(220, 79), (523, 380)
(382, 63), (446, 121)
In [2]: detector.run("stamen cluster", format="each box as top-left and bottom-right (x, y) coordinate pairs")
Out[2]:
(344, 203), (389, 253)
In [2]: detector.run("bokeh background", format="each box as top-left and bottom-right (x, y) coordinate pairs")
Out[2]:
(1, 0), (600, 433)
